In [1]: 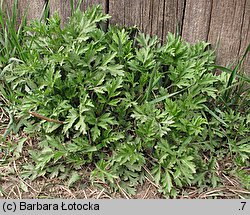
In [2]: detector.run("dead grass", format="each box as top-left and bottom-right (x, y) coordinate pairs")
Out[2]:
(0, 106), (249, 199)
(1, 150), (249, 199)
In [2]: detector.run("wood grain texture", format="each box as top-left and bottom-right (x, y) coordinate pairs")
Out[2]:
(50, 0), (107, 25)
(4, 0), (45, 24)
(238, 0), (250, 70)
(162, 0), (185, 41)
(150, 0), (165, 37)
(3, 0), (250, 74)
(4, 0), (15, 16)
(18, 0), (46, 21)
(80, 0), (106, 12)
(109, 0), (166, 39)
(109, 0), (152, 34)
(135, 0), (154, 35)
(208, 0), (246, 67)
(50, 0), (72, 24)
(182, 0), (212, 43)
(109, 0), (125, 26)
(109, 0), (185, 42)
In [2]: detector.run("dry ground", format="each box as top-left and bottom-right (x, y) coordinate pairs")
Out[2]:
(0, 106), (250, 199)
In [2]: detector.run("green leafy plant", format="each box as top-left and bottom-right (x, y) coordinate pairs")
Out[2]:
(0, 3), (249, 197)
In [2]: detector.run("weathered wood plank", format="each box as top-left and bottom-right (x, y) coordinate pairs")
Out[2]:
(182, 0), (212, 43)
(162, 0), (185, 41)
(109, 0), (185, 42)
(149, 0), (165, 37)
(18, 0), (46, 21)
(3, 0), (45, 24)
(135, 0), (152, 35)
(238, 0), (250, 71)
(109, 0), (165, 39)
(50, 0), (107, 25)
(109, 0), (125, 26)
(80, 0), (106, 12)
(208, 0), (246, 67)
(109, 0), (150, 33)
(50, 0), (72, 24)
(3, 0), (250, 74)
(3, 0), (15, 16)
(109, 0), (160, 37)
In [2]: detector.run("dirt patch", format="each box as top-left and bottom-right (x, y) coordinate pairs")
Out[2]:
(0, 106), (249, 199)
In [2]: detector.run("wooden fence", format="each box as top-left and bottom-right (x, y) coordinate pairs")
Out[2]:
(4, 0), (250, 72)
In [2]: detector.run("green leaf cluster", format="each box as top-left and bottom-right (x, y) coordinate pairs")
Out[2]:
(1, 4), (249, 196)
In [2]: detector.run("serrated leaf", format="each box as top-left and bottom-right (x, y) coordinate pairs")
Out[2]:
(97, 113), (117, 129)
(211, 173), (218, 188)
(75, 115), (87, 135)
(68, 171), (81, 187)
(102, 52), (117, 66)
(162, 171), (172, 193)
(14, 137), (27, 158)
(154, 166), (161, 185)
(53, 151), (66, 163)
(63, 109), (79, 133)
(106, 77), (123, 98)
(91, 125), (100, 141)
(19, 181), (28, 192)
(36, 152), (55, 170)
(106, 64), (124, 77)
(90, 160), (118, 184)
(181, 156), (196, 173)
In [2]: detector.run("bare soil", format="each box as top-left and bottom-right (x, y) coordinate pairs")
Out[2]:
(0, 107), (249, 199)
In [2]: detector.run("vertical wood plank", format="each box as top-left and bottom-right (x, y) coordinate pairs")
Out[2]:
(134, 0), (153, 34)
(181, 0), (212, 43)
(109, 0), (166, 40)
(50, 0), (72, 24)
(140, 0), (153, 34)
(109, 1), (147, 34)
(109, 0), (149, 32)
(50, 0), (107, 25)
(18, 0), (46, 21)
(4, 0), (15, 16)
(148, 0), (165, 37)
(109, 0), (185, 42)
(207, 0), (246, 67)
(80, 0), (106, 12)
(109, 0), (125, 26)
(238, 0), (250, 72)
(80, 0), (108, 31)
(162, 0), (185, 41)
(3, 0), (45, 24)
(109, 0), (161, 37)
(4, 0), (249, 74)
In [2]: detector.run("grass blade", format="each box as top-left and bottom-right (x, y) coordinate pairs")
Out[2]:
(227, 43), (250, 88)
(149, 86), (189, 104)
